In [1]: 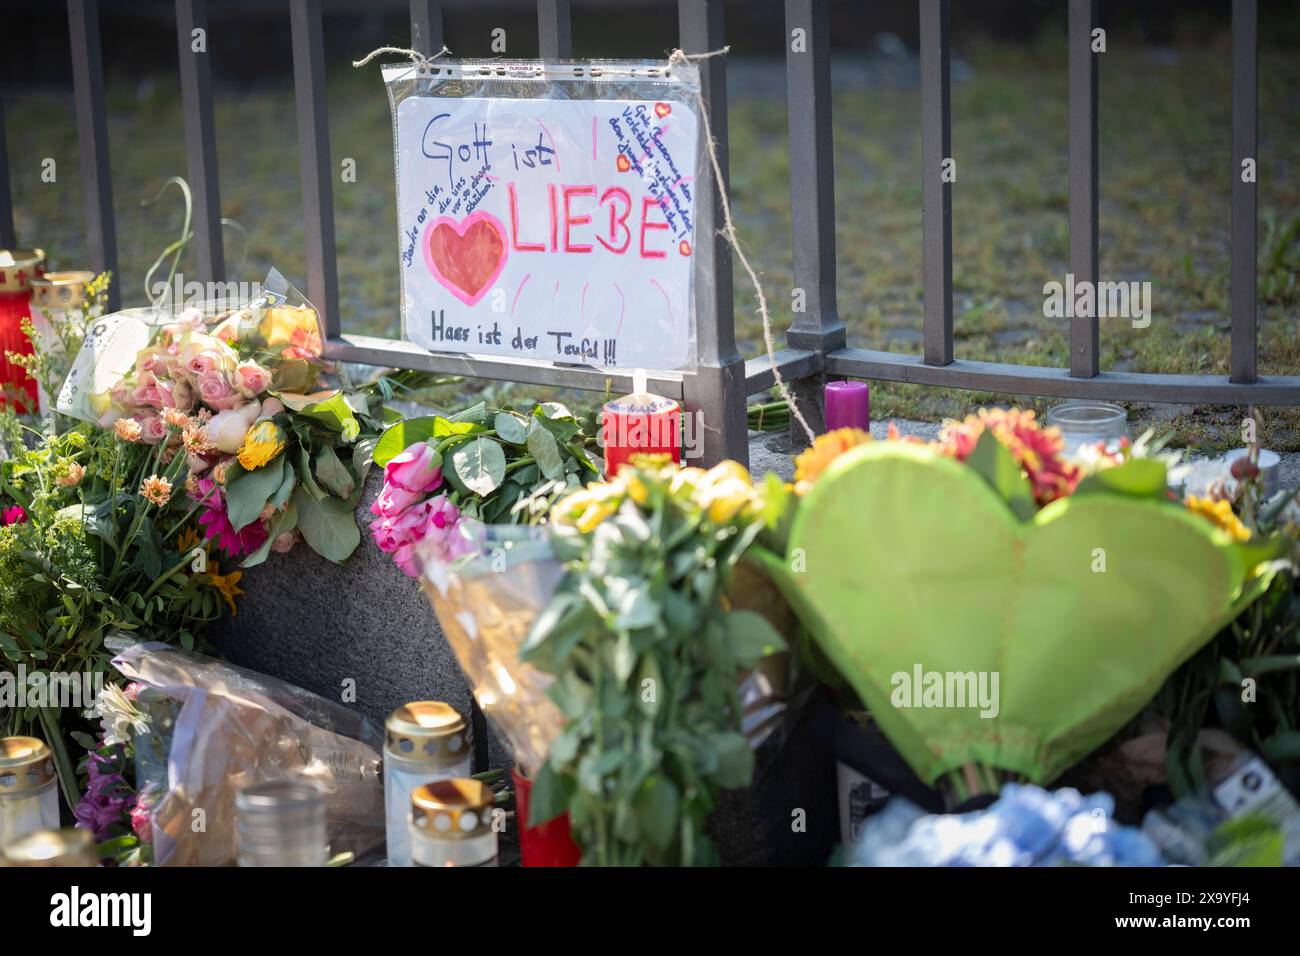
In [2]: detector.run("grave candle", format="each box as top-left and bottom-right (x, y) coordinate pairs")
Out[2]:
(824, 380), (869, 432)
(0, 249), (45, 412)
(601, 369), (681, 476)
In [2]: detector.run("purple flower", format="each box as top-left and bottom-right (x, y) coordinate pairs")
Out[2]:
(74, 751), (135, 842)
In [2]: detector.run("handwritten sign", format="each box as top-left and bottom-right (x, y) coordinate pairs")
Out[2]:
(394, 93), (699, 370)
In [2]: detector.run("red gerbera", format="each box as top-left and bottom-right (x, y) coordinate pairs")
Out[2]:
(936, 408), (1081, 506)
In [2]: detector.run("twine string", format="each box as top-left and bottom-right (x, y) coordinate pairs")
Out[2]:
(352, 45), (451, 74)
(668, 47), (815, 443)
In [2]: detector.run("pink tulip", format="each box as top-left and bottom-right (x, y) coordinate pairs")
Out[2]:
(369, 481), (423, 519)
(393, 541), (423, 577)
(368, 500), (431, 554)
(384, 442), (442, 493)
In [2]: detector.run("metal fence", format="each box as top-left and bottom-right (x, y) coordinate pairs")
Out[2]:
(1, 0), (1296, 468)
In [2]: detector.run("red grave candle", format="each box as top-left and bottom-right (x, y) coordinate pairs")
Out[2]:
(601, 381), (682, 477)
(0, 249), (45, 412)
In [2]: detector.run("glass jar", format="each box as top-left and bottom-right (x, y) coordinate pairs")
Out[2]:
(29, 270), (96, 414)
(2, 828), (98, 867)
(235, 780), (328, 867)
(410, 779), (498, 867)
(1, 736), (60, 850)
(1044, 401), (1129, 457)
(384, 700), (471, 866)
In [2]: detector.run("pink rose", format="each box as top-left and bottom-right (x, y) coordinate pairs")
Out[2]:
(369, 482), (423, 519)
(369, 500), (430, 554)
(2, 505), (27, 526)
(384, 442), (443, 493)
(197, 369), (242, 411)
(258, 397), (284, 419)
(138, 415), (169, 445)
(235, 360), (271, 397)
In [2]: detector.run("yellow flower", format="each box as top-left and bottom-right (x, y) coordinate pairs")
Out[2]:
(258, 305), (320, 352)
(624, 473), (650, 506)
(177, 527), (204, 556)
(694, 461), (758, 524)
(204, 568), (244, 615)
(794, 428), (872, 493)
(237, 420), (286, 470)
(1186, 495), (1251, 542)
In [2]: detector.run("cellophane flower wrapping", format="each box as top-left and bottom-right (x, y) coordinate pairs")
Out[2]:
(417, 519), (567, 777)
(109, 637), (384, 866)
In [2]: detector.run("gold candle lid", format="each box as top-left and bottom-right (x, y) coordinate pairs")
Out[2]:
(30, 270), (96, 311)
(410, 779), (494, 839)
(0, 249), (46, 294)
(0, 736), (55, 794)
(2, 828), (98, 867)
(385, 701), (468, 766)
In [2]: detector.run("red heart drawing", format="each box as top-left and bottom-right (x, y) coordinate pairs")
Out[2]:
(616, 154), (632, 173)
(422, 212), (508, 307)
(654, 102), (672, 118)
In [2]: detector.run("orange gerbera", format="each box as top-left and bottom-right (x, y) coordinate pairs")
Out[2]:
(935, 408), (1080, 506)
(794, 428), (873, 494)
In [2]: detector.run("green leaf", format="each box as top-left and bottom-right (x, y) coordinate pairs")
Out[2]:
(451, 401), (488, 424)
(241, 500), (298, 569)
(133, 516), (163, 579)
(450, 437), (507, 497)
(314, 445), (356, 498)
(276, 390), (360, 442)
(1206, 814), (1284, 867)
(527, 759), (574, 827)
(966, 430), (1036, 520)
(635, 775), (680, 851)
(494, 412), (529, 445)
(297, 445), (326, 500)
(269, 461), (297, 509)
(526, 421), (565, 480)
(1259, 731), (1300, 764)
(1074, 457), (1168, 499)
(293, 486), (360, 563)
(723, 609), (787, 667)
(711, 731), (754, 788)
(372, 416), (481, 467)
(225, 456), (286, 532)
(351, 436), (378, 487)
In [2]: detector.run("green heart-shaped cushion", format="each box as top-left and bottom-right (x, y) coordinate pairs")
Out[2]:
(787, 441), (1250, 785)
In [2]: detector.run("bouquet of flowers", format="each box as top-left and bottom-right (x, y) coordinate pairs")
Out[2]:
(755, 409), (1290, 803)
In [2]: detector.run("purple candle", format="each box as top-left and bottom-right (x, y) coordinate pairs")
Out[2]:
(824, 380), (870, 432)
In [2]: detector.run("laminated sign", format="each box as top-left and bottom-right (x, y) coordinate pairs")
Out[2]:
(384, 61), (702, 372)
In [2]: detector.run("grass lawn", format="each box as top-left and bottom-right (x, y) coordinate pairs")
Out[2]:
(6, 37), (1297, 449)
